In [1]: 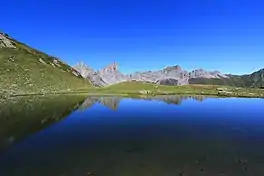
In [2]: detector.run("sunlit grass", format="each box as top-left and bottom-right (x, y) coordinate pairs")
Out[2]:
(0, 48), (92, 96)
(99, 81), (264, 98)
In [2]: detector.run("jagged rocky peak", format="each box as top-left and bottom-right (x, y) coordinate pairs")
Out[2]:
(97, 62), (128, 85)
(210, 70), (229, 78)
(75, 61), (90, 69)
(74, 61), (107, 87)
(74, 62), (95, 78)
(210, 70), (221, 74)
(0, 32), (16, 48)
(73, 60), (230, 87)
(189, 68), (228, 79)
(164, 65), (182, 71)
(99, 62), (118, 73)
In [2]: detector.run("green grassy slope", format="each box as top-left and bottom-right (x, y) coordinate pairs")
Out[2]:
(101, 81), (219, 94)
(0, 34), (92, 95)
(243, 69), (264, 88)
(102, 81), (264, 97)
(189, 70), (264, 88)
(189, 76), (247, 87)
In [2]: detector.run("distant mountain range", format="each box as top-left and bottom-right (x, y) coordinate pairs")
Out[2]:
(74, 62), (264, 88)
(1, 31), (264, 96)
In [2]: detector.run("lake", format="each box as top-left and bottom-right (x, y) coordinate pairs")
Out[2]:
(0, 95), (264, 176)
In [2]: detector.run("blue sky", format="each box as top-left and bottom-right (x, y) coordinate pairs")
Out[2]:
(2, 0), (264, 74)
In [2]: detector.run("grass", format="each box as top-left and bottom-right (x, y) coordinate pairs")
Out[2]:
(0, 48), (92, 96)
(99, 81), (264, 98)
(2, 78), (264, 98)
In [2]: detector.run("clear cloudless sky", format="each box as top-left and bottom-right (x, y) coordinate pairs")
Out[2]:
(2, 0), (264, 74)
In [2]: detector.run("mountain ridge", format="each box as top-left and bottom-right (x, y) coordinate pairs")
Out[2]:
(74, 61), (264, 88)
(74, 61), (230, 86)
(1, 31), (264, 96)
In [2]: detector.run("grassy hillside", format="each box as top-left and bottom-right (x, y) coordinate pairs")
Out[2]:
(243, 69), (264, 88)
(0, 33), (92, 96)
(189, 76), (247, 87)
(189, 70), (264, 88)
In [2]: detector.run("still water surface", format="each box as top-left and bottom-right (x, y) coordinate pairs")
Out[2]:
(0, 95), (264, 176)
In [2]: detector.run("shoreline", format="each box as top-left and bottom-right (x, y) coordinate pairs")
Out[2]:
(1, 90), (264, 99)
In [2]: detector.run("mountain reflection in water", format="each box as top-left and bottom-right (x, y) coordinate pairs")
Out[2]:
(79, 95), (207, 110)
(0, 95), (206, 151)
(0, 95), (86, 151)
(1, 95), (263, 176)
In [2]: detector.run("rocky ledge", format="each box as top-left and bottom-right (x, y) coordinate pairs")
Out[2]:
(0, 33), (16, 48)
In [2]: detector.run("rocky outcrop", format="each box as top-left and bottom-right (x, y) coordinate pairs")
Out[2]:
(128, 65), (226, 85)
(127, 65), (188, 85)
(98, 62), (118, 74)
(0, 33), (16, 48)
(189, 68), (228, 79)
(156, 78), (179, 85)
(74, 62), (127, 86)
(97, 62), (127, 85)
(71, 68), (81, 77)
(74, 62), (95, 78)
(74, 62), (107, 87)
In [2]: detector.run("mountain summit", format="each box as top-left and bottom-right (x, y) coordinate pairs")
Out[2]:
(98, 62), (118, 74)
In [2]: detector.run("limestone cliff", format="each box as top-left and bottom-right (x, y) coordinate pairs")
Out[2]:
(74, 62), (229, 87)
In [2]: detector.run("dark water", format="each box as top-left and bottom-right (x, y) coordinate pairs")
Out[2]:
(0, 95), (264, 176)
